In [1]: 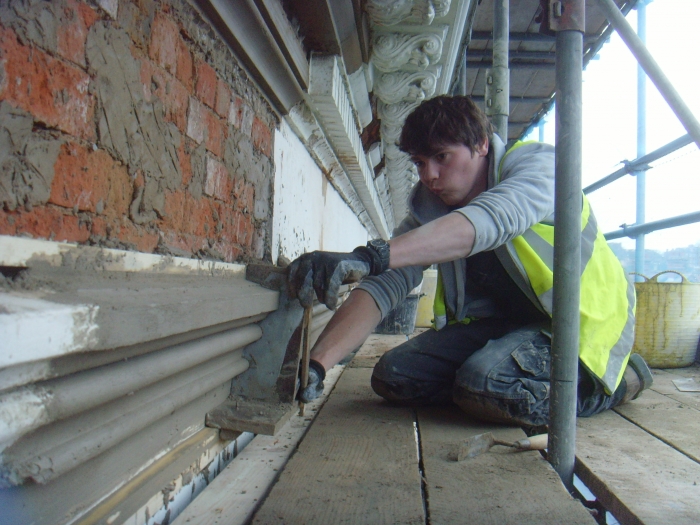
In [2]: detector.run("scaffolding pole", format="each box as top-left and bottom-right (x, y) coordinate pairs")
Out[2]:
(550, 0), (585, 491)
(597, 0), (700, 150)
(634, 0), (648, 279)
(486, 0), (509, 141)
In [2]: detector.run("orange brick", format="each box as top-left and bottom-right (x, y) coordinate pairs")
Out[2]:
(50, 142), (130, 216)
(0, 207), (90, 243)
(56, 0), (98, 67)
(0, 28), (95, 141)
(149, 13), (179, 76)
(141, 59), (189, 132)
(237, 184), (255, 213)
(237, 214), (254, 247)
(178, 141), (193, 187)
(229, 96), (253, 134)
(215, 79), (231, 119)
(115, 221), (159, 252)
(204, 156), (233, 202)
(195, 59), (217, 109)
(187, 97), (225, 157)
(251, 116), (272, 157)
(176, 37), (193, 92)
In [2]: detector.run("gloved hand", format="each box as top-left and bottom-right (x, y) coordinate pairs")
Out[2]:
(297, 360), (326, 403)
(288, 249), (372, 310)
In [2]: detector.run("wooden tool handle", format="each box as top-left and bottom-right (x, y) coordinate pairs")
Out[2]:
(513, 433), (548, 450)
(298, 306), (313, 416)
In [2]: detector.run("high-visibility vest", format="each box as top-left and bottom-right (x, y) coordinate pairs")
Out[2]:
(433, 141), (635, 393)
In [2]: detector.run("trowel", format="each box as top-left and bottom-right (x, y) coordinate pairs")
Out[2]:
(450, 432), (548, 461)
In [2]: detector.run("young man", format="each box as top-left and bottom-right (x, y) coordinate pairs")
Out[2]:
(288, 96), (651, 427)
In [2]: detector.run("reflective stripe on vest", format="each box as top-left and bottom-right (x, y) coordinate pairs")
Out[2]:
(504, 142), (635, 393)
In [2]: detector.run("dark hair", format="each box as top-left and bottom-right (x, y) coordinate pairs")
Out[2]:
(399, 95), (494, 156)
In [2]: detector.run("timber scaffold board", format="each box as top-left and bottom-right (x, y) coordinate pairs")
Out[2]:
(576, 364), (700, 525)
(249, 335), (594, 525)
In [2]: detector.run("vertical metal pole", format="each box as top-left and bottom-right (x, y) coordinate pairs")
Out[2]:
(486, 0), (509, 141)
(461, 49), (468, 96)
(634, 0), (648, 279)
(550, 0), (585, 492)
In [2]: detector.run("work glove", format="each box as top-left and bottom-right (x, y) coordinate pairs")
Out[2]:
(288, 247), (380, 310)
(297, 360), (326, 403)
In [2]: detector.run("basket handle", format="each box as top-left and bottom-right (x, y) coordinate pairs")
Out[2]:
(649, 270), (688, 283)
(629, 272), (649, 282)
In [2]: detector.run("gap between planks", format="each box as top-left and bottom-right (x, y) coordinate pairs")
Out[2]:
(171, 364), (346, 525)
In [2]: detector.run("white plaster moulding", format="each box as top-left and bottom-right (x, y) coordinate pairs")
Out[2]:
(307, 55), (391, 240)
(285, 104), (382, 240)
(0, 325), (259, 467)
(1, 351), (249, 486)
(0, 235), (247, 276)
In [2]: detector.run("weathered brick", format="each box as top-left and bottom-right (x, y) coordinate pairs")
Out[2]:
(141, 59), (189, 132)
(215, 79), (231, 119)
(0, 28), (95, 141)
(204, 156), (233, 202)
(90, 216), (159, 252)
(57, 0), (98, 67)
(237, 213), (254, 247)
(187, 97), (225, 157)
(238, 183), (255, 213)
(211, 239), (241, 262)
(149, 13), (179, 76)
(176, 37), (193, 92)
(195, 59), (217, 109)
(251, 116), (272, 157)
(50, 142), (131, 216)
(178, 141), (193, 187)
(229, 96), (253, 134)
(0, 207), (91, 243)
(162, 189), (217, 239)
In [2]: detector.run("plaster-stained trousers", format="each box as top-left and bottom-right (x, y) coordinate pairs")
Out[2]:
(370, 320), (627, 427)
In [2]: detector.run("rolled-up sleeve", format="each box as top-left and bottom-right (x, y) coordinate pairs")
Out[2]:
(455, 142), (555, 255)
(356, 213), (427, 319)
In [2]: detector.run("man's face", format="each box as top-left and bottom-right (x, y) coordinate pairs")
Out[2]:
(410, 140), (489, 208)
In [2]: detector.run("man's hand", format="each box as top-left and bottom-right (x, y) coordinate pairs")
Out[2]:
(288, 250), (371, 309)
(297, 360), (326, 403)
(288, 242), (390, 310)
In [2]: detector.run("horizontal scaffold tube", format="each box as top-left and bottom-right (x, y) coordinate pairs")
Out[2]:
(1, 350), (249, 486)
(0, 325), (261, 453)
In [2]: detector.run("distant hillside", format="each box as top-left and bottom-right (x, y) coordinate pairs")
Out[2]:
(608, 243), (700, 282)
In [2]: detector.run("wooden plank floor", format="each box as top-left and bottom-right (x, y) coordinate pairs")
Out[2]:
(576, 364), (700, 525)
(418, 407), (594, 525)
(251, 367), (425, 525)
(252, 334), (595, 524)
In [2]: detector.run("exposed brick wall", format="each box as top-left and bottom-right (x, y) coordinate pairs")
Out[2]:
(0, 0), (277, 262)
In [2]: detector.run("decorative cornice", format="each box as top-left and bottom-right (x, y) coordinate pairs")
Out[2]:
(366, 0), (452, 27)
(372, 29), (447, 72)
(374, 67), (441, 105)
(307, 56), (390, 239)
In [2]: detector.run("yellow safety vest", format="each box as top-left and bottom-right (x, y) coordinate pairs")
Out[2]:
(433, 141), (635, 393)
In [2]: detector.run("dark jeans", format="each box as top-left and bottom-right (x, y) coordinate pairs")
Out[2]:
(371, 321), (627, 427)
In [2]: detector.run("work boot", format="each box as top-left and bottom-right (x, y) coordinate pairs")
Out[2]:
(620, 353), (654, 404)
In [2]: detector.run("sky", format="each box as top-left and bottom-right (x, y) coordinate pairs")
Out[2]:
(523, 0), (700, 252)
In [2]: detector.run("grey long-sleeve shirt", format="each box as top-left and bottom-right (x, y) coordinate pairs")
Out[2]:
(358, 135), (555, 321)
